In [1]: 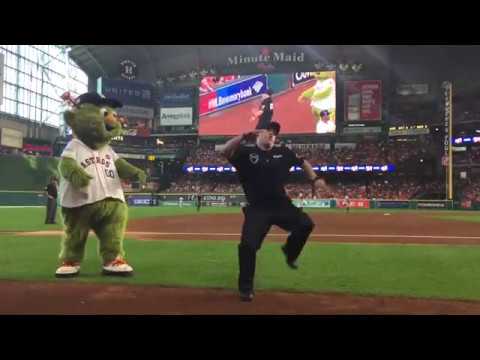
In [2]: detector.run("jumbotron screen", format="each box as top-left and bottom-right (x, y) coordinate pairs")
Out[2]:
(198, 71), (336, 136)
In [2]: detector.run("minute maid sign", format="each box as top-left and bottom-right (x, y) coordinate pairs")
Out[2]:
(227, 48), (305, 69)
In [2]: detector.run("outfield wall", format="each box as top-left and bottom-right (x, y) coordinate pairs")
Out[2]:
(0, 191), (465, 210)
(0, 155), (59, 191)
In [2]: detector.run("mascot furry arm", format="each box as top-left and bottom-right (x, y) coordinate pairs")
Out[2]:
(59, 157), (146, 189)
(298, 85), (332, 102)
(115, 158), (147, 184)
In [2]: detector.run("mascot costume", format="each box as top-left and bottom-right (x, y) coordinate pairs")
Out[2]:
(297, 71), (336, 134)
(55, 92), (146, 278)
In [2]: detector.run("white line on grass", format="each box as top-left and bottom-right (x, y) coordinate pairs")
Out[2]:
(125, 231), (480, 240)
(5, 230), (480, 242)
(0, 206), (43, 208)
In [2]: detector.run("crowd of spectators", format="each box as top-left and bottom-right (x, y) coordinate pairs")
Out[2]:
(163, 175), (445, 200)
(457, 178), (480, 204)
(184, 140), (435, 167)
(285, 179), (443, 200)
(185, 143), (226, 165)
(0, 145), (52, 157)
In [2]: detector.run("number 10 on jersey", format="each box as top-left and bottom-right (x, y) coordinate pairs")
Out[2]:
(104, 168), (115, 179)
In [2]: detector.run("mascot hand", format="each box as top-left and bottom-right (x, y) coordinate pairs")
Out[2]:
(70, 168), (93, 189)
(136, 170), (147, 185)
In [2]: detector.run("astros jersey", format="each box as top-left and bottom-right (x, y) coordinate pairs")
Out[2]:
(316, 119), (336, 134)
(59, 138), (125, 208)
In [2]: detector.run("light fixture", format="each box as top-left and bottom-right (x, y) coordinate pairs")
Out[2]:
(352, 63), (363, 72)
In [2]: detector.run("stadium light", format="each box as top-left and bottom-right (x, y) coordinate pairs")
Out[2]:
(352, 63), (363, 72)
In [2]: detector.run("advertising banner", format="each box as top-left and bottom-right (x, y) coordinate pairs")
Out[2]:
(336, 199), (370, 208)
(199, 75), (267, 116)
(160, 107), (193, 126)
(374, 200), (410, 209)
(1, 128), (23, 149)
(293, 199), (331, 208)
(345, 80), (382, 121)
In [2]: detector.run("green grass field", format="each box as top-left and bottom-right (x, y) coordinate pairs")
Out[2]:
(2, 206), (480, 301)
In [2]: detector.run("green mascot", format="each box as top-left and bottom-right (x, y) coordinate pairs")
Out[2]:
(55, 92), (146, 278)
(297, 71), (336, 134)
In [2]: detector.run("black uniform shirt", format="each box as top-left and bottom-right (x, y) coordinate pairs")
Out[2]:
(45, 182), (58, 199)
(228, 144), (304, 208)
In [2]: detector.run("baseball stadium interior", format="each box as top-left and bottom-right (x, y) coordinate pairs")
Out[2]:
(6, 45), (480, 314)
(0, 45), (476, 209)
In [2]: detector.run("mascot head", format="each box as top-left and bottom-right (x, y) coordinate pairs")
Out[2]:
(63, 92), (126, 150)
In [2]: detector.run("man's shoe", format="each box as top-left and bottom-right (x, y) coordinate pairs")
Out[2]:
(239, 290), (254, 302)
(281, 245), (298, 270)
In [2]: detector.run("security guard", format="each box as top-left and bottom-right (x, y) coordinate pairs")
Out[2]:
(221, 121), (328, 302)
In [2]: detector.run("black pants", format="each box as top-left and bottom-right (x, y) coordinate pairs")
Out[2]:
(238, 203), (315, 293)
(45, 197), (57, 224)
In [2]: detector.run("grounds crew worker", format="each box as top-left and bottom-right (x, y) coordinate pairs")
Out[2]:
(221, 121), (329, 302)
(45, 175), (58, 224)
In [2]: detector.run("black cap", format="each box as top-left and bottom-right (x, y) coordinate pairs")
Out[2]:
(266, 121), (281, 135)
(75, 92), (123, 108)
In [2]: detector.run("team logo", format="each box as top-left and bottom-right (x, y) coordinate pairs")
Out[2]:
(252, 81), (264, 93)
(120, 59), (137, 80)
(249, 153), (259, 164)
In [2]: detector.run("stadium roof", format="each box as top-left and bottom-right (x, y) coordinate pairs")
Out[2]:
(68, 45), (480, 97)
(69, 45), (205, 81)
(68, 45), (393, 82)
